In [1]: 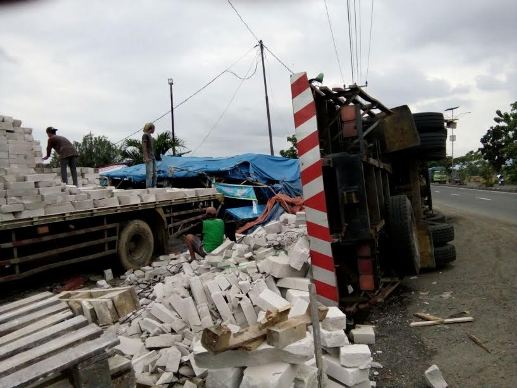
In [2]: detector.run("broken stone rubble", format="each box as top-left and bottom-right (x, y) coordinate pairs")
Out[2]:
(106, 214), (379, 386)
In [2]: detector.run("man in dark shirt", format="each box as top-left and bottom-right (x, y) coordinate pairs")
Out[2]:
(142, 123), (157, 188)
(42, 127), (79, 186)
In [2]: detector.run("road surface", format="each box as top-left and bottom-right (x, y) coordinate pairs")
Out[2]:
(369, 192), (517, 387)
(432, 184), (517, 225)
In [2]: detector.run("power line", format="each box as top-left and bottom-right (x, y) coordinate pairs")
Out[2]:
(322, 0), (345, 84)
(365, 0), (375, 84)
(113, 46), (257, 146)
(263, 44), (294, 74)
(358, 0), (362, 82)
(192, 52), (260, 154)
(346, 0), (355, 82)
(354, 0), (359, 84)
(226, 0), (260, 42)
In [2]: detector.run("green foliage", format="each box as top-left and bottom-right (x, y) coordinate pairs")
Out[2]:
(48, 152), (60, 168)
(454, 150), (494, 186)
(479, 102), (517, 182)
(73, 133), (122, 168)
(279, 135), (298, 159)
(120, 132), (189, 166)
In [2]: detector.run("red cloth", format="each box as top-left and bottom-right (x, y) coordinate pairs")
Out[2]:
(237, 194), (304, 234)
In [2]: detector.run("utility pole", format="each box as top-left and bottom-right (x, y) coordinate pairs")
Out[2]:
(168, 78), (176, 156)
(259, 40), (274, 156)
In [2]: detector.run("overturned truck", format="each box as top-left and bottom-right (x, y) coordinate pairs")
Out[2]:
(290, 73), (455, 311)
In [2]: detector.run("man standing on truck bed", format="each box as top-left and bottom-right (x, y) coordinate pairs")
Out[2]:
(42, 127), (79, 186)
(142, 122), (157, 188)
(185, 207), (225, 261)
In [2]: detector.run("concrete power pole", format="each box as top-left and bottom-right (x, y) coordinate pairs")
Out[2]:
(259, 40), (274, 156)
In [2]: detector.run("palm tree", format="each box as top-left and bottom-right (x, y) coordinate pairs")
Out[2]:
(120, 132), (189, 165)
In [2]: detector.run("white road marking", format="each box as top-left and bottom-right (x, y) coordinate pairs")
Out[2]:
(434, 190), (440, 193)
(477, 197), (491, 201)
(450, 193), (460, 196)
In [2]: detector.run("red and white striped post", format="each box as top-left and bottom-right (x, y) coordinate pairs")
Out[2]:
(290, 72), (339, 306)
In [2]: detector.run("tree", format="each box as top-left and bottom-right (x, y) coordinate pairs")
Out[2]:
(73, 133), (121, 168)
(280, 135), (298, 159)
(120, 132), (188, 165)
(479, 102), (517, 179)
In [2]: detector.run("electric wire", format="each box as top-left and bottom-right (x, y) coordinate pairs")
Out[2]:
(226, 0), (260, 42)
(358, 0), (362, 82)
(353, 0), (359, 84)
(192, 51), (260, 154)
(263, 44), (294, 74)
(113, 45), (257, 145)
(365, 0), (375, 84)
(322, 0), (345, 84)
(346, 0), (355, 82)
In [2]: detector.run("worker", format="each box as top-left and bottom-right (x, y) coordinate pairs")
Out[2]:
(142, 122), (157, 188)
(42, 127), (79, 186)
(185, 207), (225, 261)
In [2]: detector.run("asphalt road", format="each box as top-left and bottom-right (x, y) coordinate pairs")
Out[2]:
(432, 185), (517, 225)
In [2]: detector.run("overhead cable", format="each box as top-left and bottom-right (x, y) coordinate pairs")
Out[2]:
(113, 45), (257, 145)
(263, 44), (294, 74)
(322, 0), (345, 84)
(353, 0), (359, 84)
(226, 0), (260, 42)
(346, 0), (355, 82)
(365, 0), (375, 84)
(192, 51), (260, 154)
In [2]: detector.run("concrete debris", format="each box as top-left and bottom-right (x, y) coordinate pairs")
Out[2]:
(350, 325), (376, 345)
(100, 209), (381, 387)
(424, 364), (448, 388)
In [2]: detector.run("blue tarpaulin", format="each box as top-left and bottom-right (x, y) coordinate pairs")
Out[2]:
(102, 154), (302, 196)
(226, 204), (266, 220)
(214, 183), (257, 200)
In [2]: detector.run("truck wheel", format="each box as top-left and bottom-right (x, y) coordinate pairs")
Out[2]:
(118, 220), (154, 270)
(434, 244), (456, 266)
(426, 210), (447, 223)
(429, 223), (454, 246)
(388, 195), (421, 275)
(413, 112), (445, 133)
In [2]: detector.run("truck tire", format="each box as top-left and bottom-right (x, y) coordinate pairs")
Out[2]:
(413, 112), (445, 133)
(429, 223), (454, 245)
(434, 243), (456, 266)
(118, 220), (154, 270)
(426, 210), (447, 223)
(388, 195), (421, 275)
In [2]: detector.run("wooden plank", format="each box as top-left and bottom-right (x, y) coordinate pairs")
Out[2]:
(410, 317), (474, 327)
(0, 324), (102, 377)
(0, 292), (54, 315)
(0, 311), (74, 348)
(0, 303), (70, 336)
(0, 316), (88, 361)
(0, 296), (60, 324)
(0, 333), (119, 388)
(202, 304), (328, 352)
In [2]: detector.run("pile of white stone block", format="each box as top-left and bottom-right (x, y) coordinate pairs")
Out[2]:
(109, 213), (378, 387)
(0, 115), (41, 170)
(36, 165), (100, 186)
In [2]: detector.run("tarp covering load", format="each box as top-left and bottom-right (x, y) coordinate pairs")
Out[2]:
(101, 153), (301, 196)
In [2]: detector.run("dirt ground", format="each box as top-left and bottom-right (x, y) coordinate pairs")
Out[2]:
(367, 204), (517, 387)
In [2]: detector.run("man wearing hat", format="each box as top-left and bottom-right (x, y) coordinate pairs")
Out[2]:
(142, 122), (157, 188)
(42, 127), (79, 186)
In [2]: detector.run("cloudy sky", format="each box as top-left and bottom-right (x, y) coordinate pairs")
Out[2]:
(1, 0), (516, 159)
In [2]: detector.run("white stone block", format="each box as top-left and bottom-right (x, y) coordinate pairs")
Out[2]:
(117, 194), (141, 205)
(322, 306), (347, 331)
(93, 197), (119, 208)
(240, 296), (258, 326)
(206, 367), (243, 388)
(256, 289), (290, 312)
(350, 325), (375, 345)
(277, 277), (310, 291)
(183, 296), (202, 327)
(165, 346), (182, 373)
(425, 364), (448, 388)
(265, 254), (306, 278)
(132, 351), (159, 374)
(286, 289), (310, 303)
(45, 202), (75, 215)
(241, 362), (296, 388)
(323, 355), (369, 386)
(145, 334), (180, 349)
(339, 344), (372, 368)
(288, 236), (310, 271)
(288, 297), (309, 319)
(115, 336), (145, 356)
(264, 275), (281, 295)
(212, 291), (236, 323)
